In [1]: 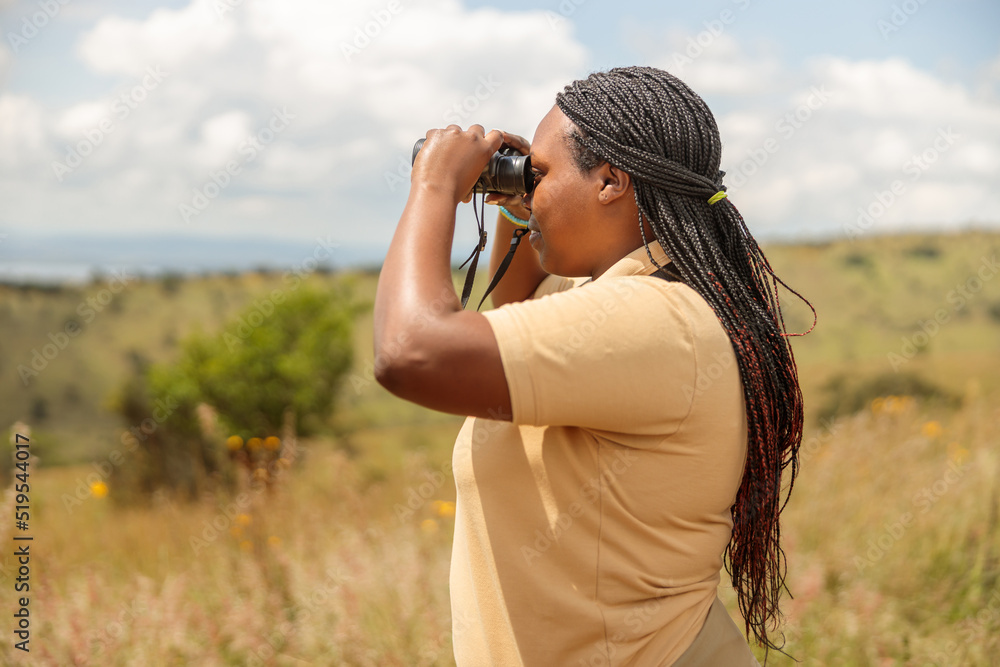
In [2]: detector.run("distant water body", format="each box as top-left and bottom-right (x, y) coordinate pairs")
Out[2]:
(0, 234), (391, 285)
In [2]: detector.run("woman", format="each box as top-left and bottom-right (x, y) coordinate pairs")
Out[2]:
(374, 66), (809, 665)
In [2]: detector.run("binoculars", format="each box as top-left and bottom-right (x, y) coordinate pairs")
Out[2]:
(411, 138), (535, 196)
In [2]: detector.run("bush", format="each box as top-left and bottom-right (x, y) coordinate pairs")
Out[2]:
(111, 283), (358, 502)
(815, 370), (958, 422)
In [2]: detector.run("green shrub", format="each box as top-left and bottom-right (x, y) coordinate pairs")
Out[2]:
(110, 283), (358, 502)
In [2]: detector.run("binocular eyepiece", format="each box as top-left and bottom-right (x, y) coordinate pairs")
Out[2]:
(411, 138), (535, 197)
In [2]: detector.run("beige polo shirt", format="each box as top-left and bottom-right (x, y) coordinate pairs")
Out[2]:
(450, 241), (750, 666)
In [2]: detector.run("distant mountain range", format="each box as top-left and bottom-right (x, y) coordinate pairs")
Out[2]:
(0, 233), (390, 284)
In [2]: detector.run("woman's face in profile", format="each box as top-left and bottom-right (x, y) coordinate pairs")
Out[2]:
(524, 106), (607, 278)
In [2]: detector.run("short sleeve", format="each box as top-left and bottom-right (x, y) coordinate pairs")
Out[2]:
(482, 276), (700, 435)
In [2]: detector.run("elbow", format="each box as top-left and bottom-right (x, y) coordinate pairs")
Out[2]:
(373, 355), (404, 395)
(373, 330), (425, 397)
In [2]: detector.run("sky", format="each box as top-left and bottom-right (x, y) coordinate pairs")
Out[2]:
(0, 0), (998, 267)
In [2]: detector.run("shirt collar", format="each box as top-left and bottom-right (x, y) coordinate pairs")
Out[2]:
(594, 240), (672, 282)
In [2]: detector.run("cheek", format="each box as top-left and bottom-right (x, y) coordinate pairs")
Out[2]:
(538, 179), (584, 230)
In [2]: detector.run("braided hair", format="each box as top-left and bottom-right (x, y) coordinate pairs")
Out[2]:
(556, 66), (813, 655)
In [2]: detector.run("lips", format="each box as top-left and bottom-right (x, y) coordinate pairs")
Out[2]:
(526, 217), (541, 245)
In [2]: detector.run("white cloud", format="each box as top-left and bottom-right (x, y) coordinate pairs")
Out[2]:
(636, 26), (1000, 238)
(1, 0), (586, 243)
(656, 32), (783, 96)
(76, 0), (237, 76)
(4, 1), (997, 249)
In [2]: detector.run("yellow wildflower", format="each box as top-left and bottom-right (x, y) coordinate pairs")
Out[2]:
(226, 435), (244, 451)
(421, 519), (438, 534)
(236, 513), (252, 527)
(247, 437), (262, 451)
(921, 421), (943, 438)
(433, 500), (456, 518)
(89, 481), (109, 499)
(267, 536), (281, 548)
(264, 436), (281, 451)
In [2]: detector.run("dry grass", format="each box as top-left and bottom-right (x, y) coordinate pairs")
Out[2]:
(2, 393), (998, 665)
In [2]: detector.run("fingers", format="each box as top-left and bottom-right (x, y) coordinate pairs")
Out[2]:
(500, 131), (530, 155)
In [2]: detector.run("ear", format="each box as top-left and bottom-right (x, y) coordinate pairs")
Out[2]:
(595, 163), (631, 205)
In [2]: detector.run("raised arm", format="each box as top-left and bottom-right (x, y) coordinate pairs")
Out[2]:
(372, 125), (512, 420)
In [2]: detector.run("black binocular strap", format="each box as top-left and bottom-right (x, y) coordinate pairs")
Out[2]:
(457, 229), (487, 309)
(461, 234), (679, 310)
(458, 191), (529, 311)
(475, 227), (528, 311)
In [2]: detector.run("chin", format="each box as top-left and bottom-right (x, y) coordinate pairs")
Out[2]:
(540, 256), (585, 279)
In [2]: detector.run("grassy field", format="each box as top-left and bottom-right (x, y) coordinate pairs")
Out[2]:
(1, 230), (999, 664)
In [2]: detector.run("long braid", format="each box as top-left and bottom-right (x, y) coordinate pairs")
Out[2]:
(556, 67), (814, 657)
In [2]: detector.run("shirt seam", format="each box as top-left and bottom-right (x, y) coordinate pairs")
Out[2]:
(595, 438), (611, 662)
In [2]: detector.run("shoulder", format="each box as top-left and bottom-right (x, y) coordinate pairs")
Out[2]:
(484, 273), (732, 375)
(481, 274), (728, 430)
(495, 274), (719, 338)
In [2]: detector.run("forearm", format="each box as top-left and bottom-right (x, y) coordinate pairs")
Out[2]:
(486, 210), (548, 307)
